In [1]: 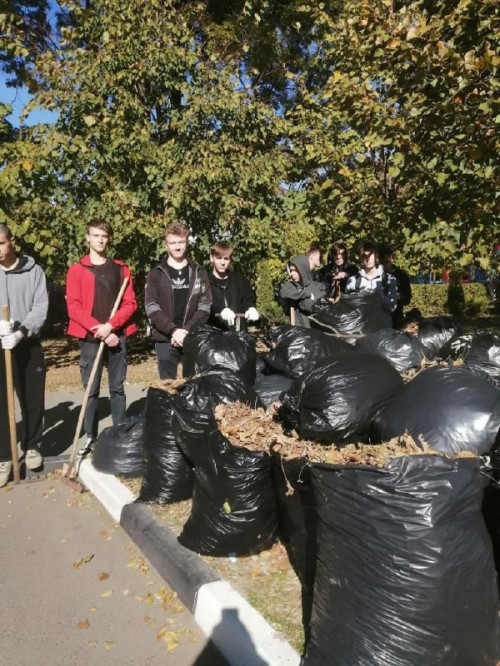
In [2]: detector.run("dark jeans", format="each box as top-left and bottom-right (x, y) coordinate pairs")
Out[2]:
(0, 339), (46, 461)
(79, 337), (127, 438)
(155, 342), (182, 380)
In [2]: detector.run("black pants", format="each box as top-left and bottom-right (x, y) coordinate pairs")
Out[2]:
(155, 342), (182, 380)
(78, 337), (127, 438)
(0, 339), (46, 461)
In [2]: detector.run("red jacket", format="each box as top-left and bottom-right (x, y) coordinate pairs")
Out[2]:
(66, 255), (138, 339)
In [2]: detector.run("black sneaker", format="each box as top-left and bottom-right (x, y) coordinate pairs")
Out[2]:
(77, 437), (95, 457)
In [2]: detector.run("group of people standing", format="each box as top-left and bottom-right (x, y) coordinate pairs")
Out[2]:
(279, 240), (412, 329)
(0, 221), (411, 488)
(0, 221), (259, 484)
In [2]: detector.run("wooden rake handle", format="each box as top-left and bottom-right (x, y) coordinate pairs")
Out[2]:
(2, 305), (20, 484)
(65, 277), (129, 478)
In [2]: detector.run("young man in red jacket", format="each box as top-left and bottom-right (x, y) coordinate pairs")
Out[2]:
(66, 221), (138, 455)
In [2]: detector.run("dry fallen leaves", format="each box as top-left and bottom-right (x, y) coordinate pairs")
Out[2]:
(127, 556), (150, 574)
(76, 619), (90, 630)
(97, 572), (109, 581)
(73, 554), (94, 569)
(156, 626), (182, 652)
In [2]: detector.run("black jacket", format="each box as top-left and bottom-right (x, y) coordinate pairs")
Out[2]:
(207, 270), (256, 330)
(145, 258), (212, 342)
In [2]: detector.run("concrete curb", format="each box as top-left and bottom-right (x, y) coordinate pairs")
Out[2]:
(78, 459), (301, 666)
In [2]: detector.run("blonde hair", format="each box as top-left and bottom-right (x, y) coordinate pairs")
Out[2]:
(164, 223), (189, 240)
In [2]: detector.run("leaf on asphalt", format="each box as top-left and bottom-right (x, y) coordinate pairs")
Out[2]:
(188, 628), (201, 644)
(61, 538), (68, 544)
(156, 626), (181, 651)
(89, 606), (98, 613)
(157, 588), (184, 614)
(98, 572), (109, 581)
(87, 641), (98, 648)
(157, 588), (175, 604)
(143, 615), (157, 628)
(104, 641), (116, 650)
(101, 589), (113, 598)
(223, 501), (231, 514)
(145, 593), (155, 605)
(73, 554), (94, 568)
(76, 619), (90, 630)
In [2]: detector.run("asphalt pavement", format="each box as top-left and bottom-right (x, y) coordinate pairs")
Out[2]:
(7, 383), (301, 666)
(0, 477), (227, 666)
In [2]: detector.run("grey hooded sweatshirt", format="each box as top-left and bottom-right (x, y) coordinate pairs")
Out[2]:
(0, 254), (48, 337)
(279, 255), (328, 328)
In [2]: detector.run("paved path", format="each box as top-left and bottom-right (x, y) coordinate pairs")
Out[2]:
(0, 477), (227, 666)
(7, 383), (301, 665)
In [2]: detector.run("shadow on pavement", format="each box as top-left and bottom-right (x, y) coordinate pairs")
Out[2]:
(193, 608), (267, 666)
(41, 396), (146, 457)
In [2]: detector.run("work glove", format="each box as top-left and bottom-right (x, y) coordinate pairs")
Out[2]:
(244, 307), (260, 322)
(220, 307), (236, 327)
(0, 319), (14, 336)
(2, 330), (23, 350)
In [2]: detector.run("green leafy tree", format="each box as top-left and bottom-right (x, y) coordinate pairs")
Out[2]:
(0, 0), (52, 86)
(288, 0), (499, 272)
(0, 0), (299, 323)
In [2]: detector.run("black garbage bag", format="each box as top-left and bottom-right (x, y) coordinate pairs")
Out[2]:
(303, 455), (500, 666)
(417, 316), (462, 359)
(464, 332), (500, 384)
(183, 325), (257, 385)
(136, 388), (194, 504)
(279, 353), (404, 443)
(255, 373), (293, 408)
(92, 416), (143, 477)
(308, 292), (385, 338)
(273, 455), (316, 643)
(178, 429), (278, 556)
(176, 369), (263, 412)
(482, 483), (500, 596)
(262, 325), (354, 378)
(357, 328), (424, 373)
(171, 400), (215, 467)
(372, 366), (500, 455)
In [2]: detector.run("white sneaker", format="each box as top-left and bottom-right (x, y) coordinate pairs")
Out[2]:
(78, 437), (95, 457)
(0, 461), (12, 488)
(25, 448), (43, 470)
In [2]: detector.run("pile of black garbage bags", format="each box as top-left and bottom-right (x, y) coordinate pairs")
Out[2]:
(91, 319), (500, 665)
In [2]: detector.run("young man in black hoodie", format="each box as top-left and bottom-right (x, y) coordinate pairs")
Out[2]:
(279, 255), (328, 328)
(145, 223), (212, 379)
(207, 242), (259, 330)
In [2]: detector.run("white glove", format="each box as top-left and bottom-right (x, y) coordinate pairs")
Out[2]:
(0, 319), (13, 336)
(2, 330), (24, 350)
(245, 307), (260, 322)
(220, 307), (236, 327)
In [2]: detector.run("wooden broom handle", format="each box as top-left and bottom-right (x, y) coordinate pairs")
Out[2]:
(2, 305), (20, 484)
